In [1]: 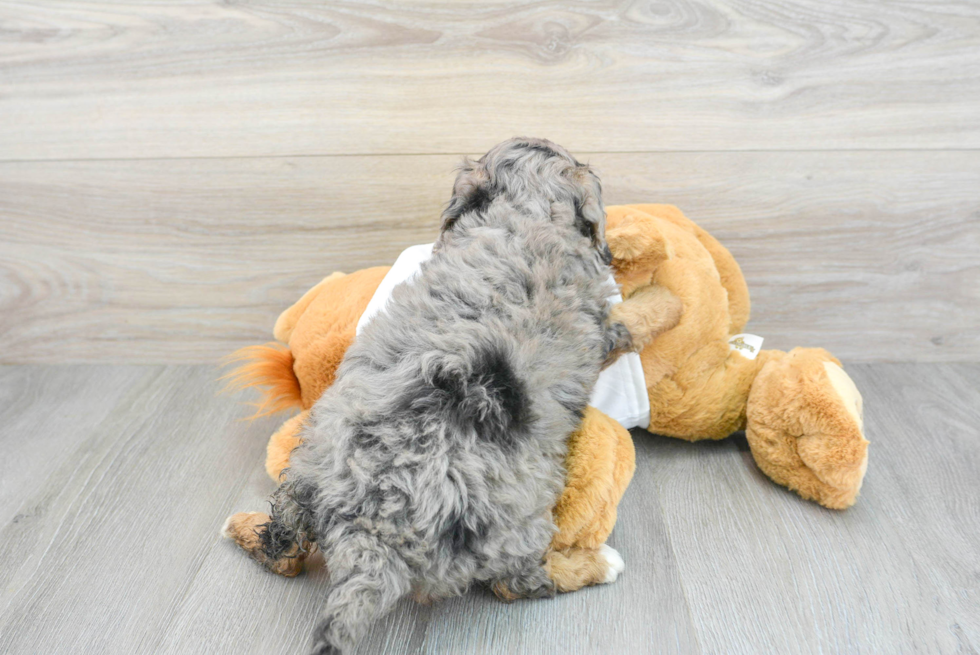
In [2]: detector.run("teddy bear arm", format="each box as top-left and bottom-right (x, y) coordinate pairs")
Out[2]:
(608, 284), (683, 353)
(604, 207), (673, 298)
(624, 204), (751, 333)
(646, 346), (777, 440)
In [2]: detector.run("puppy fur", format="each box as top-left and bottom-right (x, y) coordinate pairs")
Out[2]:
(229, 138), (638, 653)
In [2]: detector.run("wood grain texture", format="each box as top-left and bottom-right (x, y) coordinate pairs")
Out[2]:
(0, 366), (273, 654)
(0, 363), (977, 653)
(2, 151), (977, 364)
(1, 0), (979, 160)
(645, 362), (980, 654)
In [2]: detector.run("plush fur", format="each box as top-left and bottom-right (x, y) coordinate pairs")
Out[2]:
(605, 204), (868, 509)
(230, 203), (867, 512)
(230, 407), (635, 591)
(228, 138), (650, 653)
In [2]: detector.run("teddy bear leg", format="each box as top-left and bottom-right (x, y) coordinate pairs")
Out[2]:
(544, 407), (634, 593)
(266, 410), (309, 482)
(542, 544), (626, 592)
(492, 546), (624, 599)
(746, 348), (869, 509)
(552, 408), (635, 548)
(563, 417), (636, 550)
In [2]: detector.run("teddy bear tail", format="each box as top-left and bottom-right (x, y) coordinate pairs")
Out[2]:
(221, 343), (303, 418)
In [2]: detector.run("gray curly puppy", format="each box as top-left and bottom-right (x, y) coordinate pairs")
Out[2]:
(225, 138), (649, 653)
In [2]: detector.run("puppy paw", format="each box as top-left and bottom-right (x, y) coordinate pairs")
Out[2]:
(599, 544), (626, 584)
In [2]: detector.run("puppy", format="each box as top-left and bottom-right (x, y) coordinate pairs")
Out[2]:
(224, 138), (665, 653)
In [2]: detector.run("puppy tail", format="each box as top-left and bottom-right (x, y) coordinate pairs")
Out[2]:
(221, 343), (304, 418)
(311, 530), (412, 654)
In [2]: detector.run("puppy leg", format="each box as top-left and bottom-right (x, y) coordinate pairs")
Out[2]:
(222, 481), (316, 577)
(545, 545), (626, 592)
(491, 558), (556, 601)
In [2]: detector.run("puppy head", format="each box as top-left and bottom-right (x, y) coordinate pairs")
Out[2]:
(438, 137), (607, 258)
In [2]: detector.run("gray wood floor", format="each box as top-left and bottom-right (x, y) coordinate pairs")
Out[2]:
(1, 362), (977, 654)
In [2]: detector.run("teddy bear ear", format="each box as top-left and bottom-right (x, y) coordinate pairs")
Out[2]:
(605, 212), (672, 269)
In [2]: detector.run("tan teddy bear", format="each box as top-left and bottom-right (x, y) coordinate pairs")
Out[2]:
(226, 269), (636, 589)
(225, 203), (867, 585)
(606, 204), (867, 509)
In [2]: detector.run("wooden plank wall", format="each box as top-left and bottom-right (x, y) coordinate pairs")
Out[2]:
(1, 0), (978, 363)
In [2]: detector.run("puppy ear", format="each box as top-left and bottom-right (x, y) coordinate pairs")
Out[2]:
(569, 165), (605, 250)
(440, 158), (490, 234)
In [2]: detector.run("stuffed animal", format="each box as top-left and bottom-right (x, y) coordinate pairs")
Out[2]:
(603, 204), (867, 509)
(227, 271), (636, 588)
(229, 204), (868, 581)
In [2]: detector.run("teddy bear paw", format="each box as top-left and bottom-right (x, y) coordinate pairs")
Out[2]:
(599, 544), (626, 583)
(746, 351), (870, 510)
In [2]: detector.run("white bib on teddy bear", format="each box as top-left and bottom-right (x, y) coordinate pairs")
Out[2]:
(356, 244), (651, 430)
